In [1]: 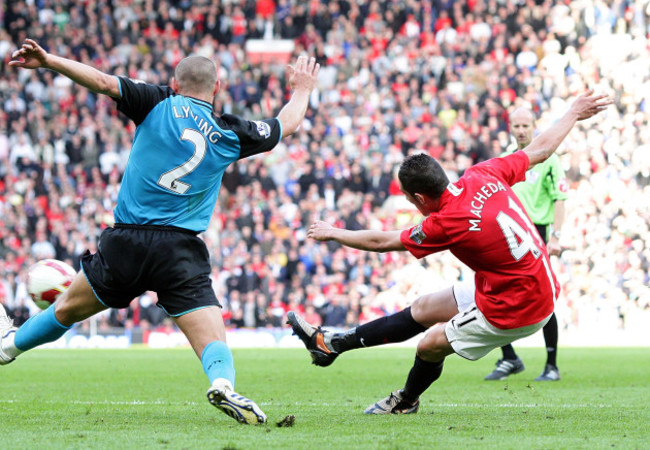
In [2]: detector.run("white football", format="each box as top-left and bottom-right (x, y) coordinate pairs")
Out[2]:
(27, 259), (76, 310)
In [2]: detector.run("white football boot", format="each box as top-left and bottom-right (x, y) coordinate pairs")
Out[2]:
(206, 378), (266, 425)
(0, 304), (17, 365)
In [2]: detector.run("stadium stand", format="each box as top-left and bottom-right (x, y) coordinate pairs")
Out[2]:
(0, 0), (648, 344)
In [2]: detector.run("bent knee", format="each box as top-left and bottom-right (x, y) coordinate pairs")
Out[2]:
(410, 294), (434, 322)
(54, 298), (78, 326)
(411, 296), (425, 317)
(54, 286), (105, 326)
(416, 324), (452, 361)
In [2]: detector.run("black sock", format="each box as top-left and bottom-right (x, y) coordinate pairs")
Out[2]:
(401, 356), (444, 403)
(543, 313), (558, 367)
(331, 306), (426, 353)
(501, 344), (518, 360)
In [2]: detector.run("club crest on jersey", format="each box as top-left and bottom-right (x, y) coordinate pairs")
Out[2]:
(254, 121), (271, 138)
(409, 224), (427, 245)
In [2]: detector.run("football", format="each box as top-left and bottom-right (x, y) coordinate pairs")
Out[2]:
(27, 259), (77, 310)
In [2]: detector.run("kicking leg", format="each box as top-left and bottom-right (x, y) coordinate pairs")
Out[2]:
(287, 287), (458, 367)
(0, 273), (106, 364)
(173, 307), (266, 425)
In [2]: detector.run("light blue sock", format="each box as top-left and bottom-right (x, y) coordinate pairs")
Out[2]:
(14, 305), (72, 351)
(201, 340), (235, 387)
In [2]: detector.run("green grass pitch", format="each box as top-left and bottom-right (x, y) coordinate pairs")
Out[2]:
(2, 347), (648, 449)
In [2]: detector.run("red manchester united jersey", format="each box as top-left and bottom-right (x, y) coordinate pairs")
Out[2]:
(400, 152), (558, 329)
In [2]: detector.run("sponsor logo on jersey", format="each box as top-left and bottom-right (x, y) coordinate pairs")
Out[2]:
(558, 177), (568, 193)
(254, 121), (271, 138)
(409, 224), (427, 245)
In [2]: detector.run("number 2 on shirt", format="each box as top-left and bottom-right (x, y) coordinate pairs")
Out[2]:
(158, 128), (206, 194)
(496, 196), (542, 261)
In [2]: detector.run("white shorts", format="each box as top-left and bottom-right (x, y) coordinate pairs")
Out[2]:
(445, 279), (552, 361)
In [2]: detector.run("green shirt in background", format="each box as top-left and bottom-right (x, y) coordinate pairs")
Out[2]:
(500, 147), (568, 226)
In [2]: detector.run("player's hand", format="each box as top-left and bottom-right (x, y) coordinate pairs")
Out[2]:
(546, 239), (562, 257)
(307, 220), (334, 241)
(286, 55), (320, 93)
(570, 89), (613, 121)
(9, 39), (49, 70)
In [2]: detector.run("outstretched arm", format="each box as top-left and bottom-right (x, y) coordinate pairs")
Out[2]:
(277, 55), (320, 138)
(307, 220), (406, 253)
(524, 90), (612, 168)
(9, 39), (121, 98)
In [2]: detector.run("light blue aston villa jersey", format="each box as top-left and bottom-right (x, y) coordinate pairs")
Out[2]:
(112, 77), (282, 232)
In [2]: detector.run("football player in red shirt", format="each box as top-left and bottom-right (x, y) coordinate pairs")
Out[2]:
(288, 91), (611, 414)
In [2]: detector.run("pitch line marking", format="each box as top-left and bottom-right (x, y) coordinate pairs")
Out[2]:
(0, 399), (615, 408)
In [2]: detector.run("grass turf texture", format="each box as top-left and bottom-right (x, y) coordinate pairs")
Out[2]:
(2, 347), (648, 449)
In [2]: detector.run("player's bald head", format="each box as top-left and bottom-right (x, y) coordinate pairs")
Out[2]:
(174, 56), (218, 94)
(509, 107), (536, 125)
(509, 107), (536, 149)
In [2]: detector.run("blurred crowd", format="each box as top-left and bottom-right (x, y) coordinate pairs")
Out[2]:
(0, 0), (648, 337)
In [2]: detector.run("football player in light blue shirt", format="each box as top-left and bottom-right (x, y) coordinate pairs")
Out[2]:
(1, 38), (320, 425)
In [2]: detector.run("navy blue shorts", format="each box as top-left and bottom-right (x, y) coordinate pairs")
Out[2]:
(81, 224), (221, 317)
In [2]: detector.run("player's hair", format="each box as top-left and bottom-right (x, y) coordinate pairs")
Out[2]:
(398, 153), (450, 198)
(175, 56), (218, 94)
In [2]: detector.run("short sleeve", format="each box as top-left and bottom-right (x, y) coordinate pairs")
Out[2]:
(469, 151), (529, 187)
(217, 114), (282, 159)
(114, 77), (174, 125)
(399, 216), (450, 259)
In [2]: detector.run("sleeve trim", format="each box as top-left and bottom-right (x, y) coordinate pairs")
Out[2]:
(275, 117), (283, 145)
(115, 76), (123, 97)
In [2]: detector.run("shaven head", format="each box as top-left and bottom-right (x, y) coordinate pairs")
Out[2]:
(398, 153), (449, 199)
(509, 107), (536, 149)
(174, 56), (218, 96)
